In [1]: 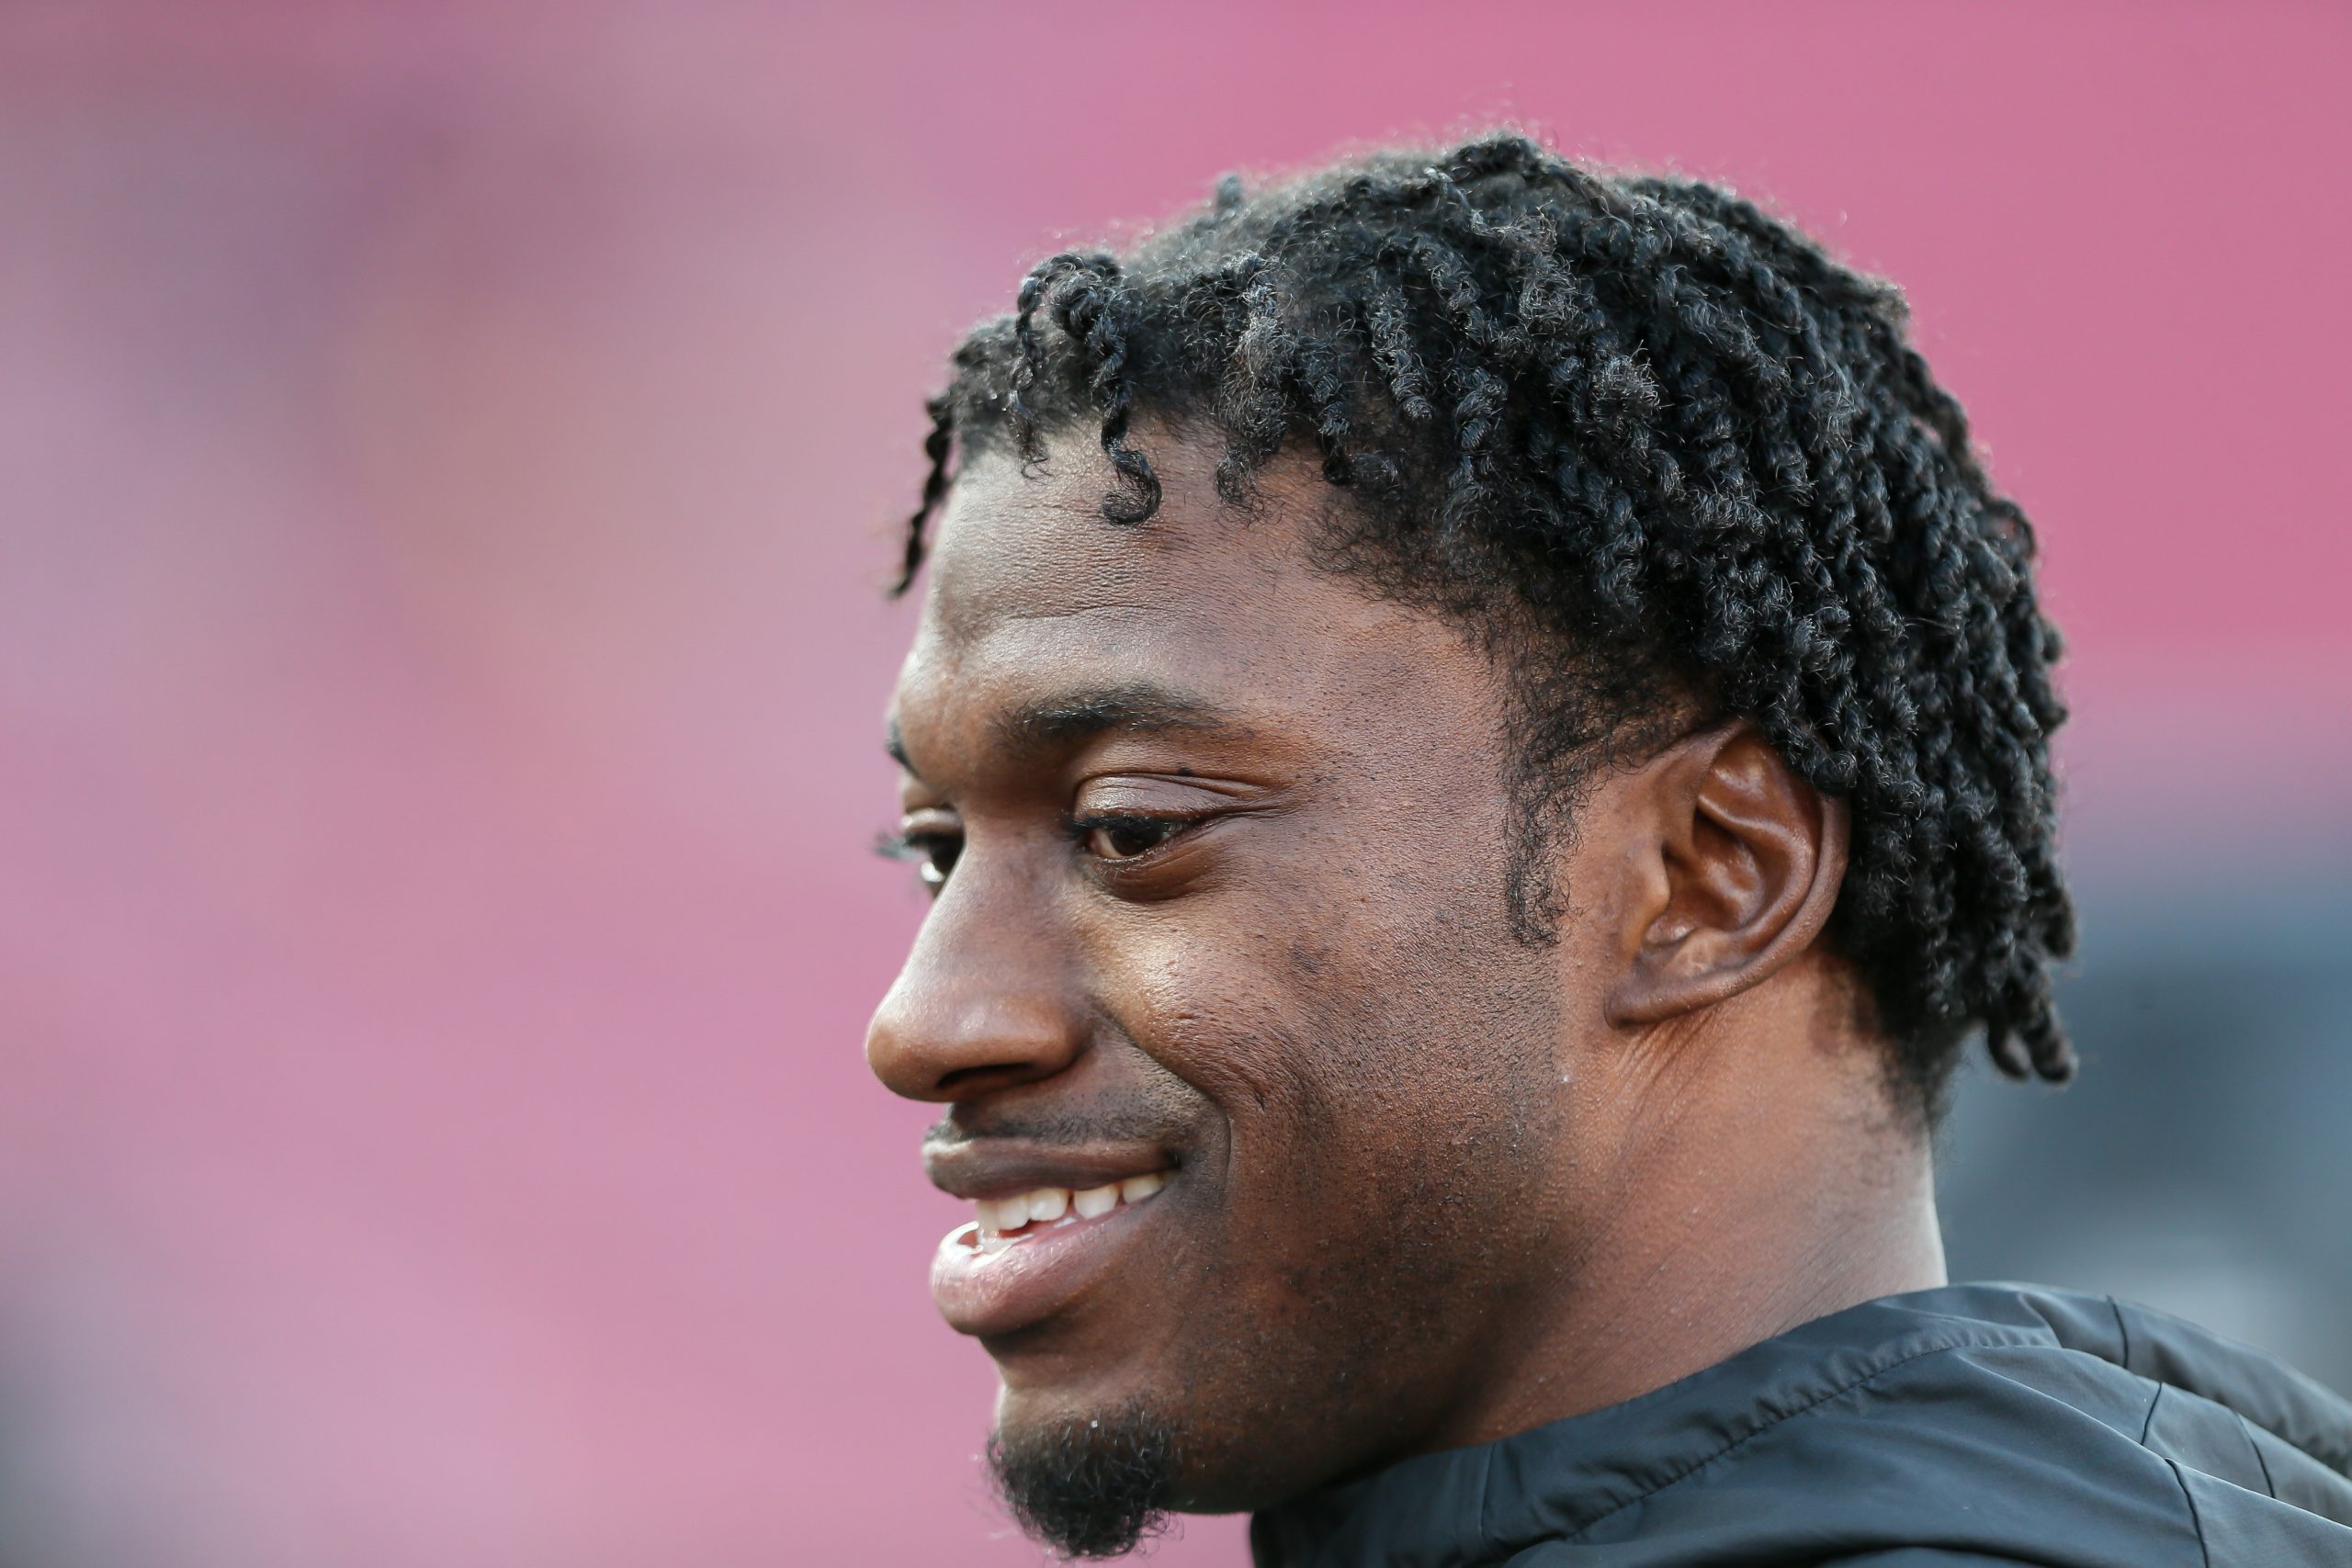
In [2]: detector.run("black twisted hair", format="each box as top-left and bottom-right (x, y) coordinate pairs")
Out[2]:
(892, 133), (2075, 1111)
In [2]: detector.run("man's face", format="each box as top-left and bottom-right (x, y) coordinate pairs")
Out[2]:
(867, 434), (1585, 1525)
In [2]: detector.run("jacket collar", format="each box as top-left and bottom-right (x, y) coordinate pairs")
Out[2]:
(1248, 1286), (2097, 1568)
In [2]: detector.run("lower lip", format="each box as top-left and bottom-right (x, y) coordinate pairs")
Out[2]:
(929, 1190), (1165, 1337)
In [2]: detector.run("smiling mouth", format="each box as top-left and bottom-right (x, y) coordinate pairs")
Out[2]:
(971, 1171), (1170, 1251)
(930, 1163), (1179, 1337)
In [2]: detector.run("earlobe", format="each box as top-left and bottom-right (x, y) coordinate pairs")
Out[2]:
(1604, 723), (1849, 1027)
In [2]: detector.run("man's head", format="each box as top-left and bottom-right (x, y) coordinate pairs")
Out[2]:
(866, 134), (2072, 1556)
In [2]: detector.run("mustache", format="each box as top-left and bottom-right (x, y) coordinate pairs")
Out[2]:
(925, 1105), (1191, 1150)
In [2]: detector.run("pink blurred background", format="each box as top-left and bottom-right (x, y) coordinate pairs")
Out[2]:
(2, 3), (2346, 1563)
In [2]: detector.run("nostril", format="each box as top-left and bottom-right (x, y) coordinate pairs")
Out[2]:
(913, 1025), (1082, 1100)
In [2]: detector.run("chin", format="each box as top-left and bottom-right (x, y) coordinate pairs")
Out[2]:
(985, 1390), (1185, 1559)
(990, 1363), (1317, 1525)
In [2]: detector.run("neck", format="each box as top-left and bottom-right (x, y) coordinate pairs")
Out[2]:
(1437, 990), (1946, 1449)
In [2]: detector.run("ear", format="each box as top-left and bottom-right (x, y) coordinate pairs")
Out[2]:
(1603, 719), (1849, 1027)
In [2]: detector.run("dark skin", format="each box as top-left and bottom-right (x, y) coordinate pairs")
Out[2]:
(867, 423), (1945, 1513)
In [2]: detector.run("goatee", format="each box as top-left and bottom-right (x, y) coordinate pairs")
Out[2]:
(987, 1401), (1180, 1560)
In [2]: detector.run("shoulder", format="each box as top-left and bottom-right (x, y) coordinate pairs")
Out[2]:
(1541, 1289), (2351, 1566)
(1272, 1287), (2352, 1568)
(1512, 1555), (2041, 1567)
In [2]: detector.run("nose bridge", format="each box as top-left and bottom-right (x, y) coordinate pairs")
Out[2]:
(865, 853), (1086, 1102)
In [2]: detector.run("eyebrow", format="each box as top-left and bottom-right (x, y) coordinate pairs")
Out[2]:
(886, 682), (1248, 777)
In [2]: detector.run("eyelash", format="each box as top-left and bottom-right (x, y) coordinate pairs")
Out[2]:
(876, 811), (1193, 892)
(1069, 810), (1186, 863)
(876, 828), (961, 889)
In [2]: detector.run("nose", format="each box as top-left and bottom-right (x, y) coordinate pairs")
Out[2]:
(865, 866), (1087, 1102)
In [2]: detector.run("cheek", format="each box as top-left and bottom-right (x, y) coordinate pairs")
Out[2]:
(1105, 915), (1563, 1487)
(1043, 839), (1566, 1496)
(1116, 880), (1561, 1211)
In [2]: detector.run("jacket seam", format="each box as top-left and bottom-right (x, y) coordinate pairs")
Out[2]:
(1561, 1340), (2001, 1543)
(2235, 1410), (2279, 1499)
(2109, 1292), (2342, 1481)
(1472, 1438), (1496, 1545)
(2162, 1455), (2212, 1568)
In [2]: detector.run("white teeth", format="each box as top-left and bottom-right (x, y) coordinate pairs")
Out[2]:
(972, 1171), (1170, 1239)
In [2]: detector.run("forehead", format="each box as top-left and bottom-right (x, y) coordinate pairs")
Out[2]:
(923, 440), (1312, 667)
(891, 433), (1492, 767)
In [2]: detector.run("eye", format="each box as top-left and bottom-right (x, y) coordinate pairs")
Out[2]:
(909, 831), (961, 889)
(1077, 815), (1181, 862)
(879, 826), (961, 893)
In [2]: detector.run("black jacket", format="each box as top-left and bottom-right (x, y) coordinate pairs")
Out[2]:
(1250, 1284), (2352, 1566)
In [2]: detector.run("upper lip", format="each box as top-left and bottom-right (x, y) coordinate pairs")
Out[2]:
(923, 1138), (1173, 1201)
